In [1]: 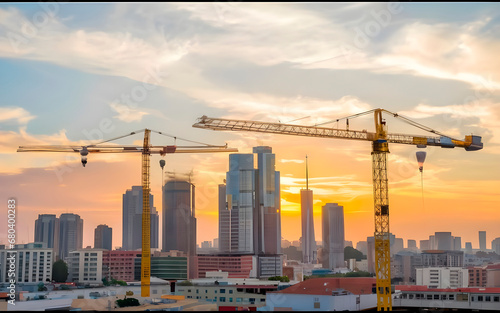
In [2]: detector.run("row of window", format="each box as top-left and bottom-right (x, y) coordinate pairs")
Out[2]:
(185, 295), (265, 303)
(402, 293), (500, 302)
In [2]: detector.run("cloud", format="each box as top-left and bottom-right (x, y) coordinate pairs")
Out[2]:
(0, 107), (35, 124)
(109, 102), (149, 122)
(280, 159), (304, 164)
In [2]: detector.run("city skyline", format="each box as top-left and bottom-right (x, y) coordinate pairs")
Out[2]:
(1, 3), (500, 250)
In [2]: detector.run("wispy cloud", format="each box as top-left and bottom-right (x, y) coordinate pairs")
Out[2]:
(0, 107), (35, 124)
(109, 102), (149, 122)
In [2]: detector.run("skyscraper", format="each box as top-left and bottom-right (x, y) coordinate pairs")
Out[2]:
(219, 146), (281, 257)
(453, 236), (462, 251)
(122, 186), (159, 251)
(322, 203), (345, 269)
(34, 214), (59, 258)
(253, 146), (281, 255)
(94, 224), (112, 250)
(407, 239), (417, 249)
(301, 156), (316, 264)
(162, 180), (196, 256)
(479, 231), (486, 250)
(435, 232), (452, 250)
(58, 213), (83, 260)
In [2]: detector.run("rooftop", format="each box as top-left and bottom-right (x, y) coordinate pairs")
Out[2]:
(271, 277), (376, 296)
(396, 285), (500, 294)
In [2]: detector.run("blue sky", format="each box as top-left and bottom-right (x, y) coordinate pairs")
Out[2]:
(1, 3), (500, 249)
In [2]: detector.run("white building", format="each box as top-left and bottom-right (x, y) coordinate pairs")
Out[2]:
(322, 203), (345, 270)
(0, 242), (53, 283)
(66, 249), (104, 284)
(416, 267), (468, 289)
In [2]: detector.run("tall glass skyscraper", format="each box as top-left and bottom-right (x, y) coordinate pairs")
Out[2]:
(162, 180), (196, 256)
(322, 203), (345, 269)
(122, 186), (159, 251)
(34, 214), (60, 258)
(58, 213), (83, 261)
(219, 147), (281, 256)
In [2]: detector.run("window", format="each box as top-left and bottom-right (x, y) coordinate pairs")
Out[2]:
(314, 302), (320, 309)
(196, 290), (199, 294)
(478, 296), (483, 302)
(471, 296), (475, 302)
(220, 289), (226, 294)
(229, 290), (233, 294)
(441, 295), (447, 300)
(434, 295), (439, 300)
(486, 296), (491, 302)
(449, 295), (455, 300)
(229, 298), (233, 302)
(494, 296), (499, 302)
(409, 294), (414, 299)
(236, 298), (242, 302)
(220, 297), (226, 302)
(427, 295), (432, 300)
(153, 290), (157, 294)
(260, 298), (265, 302)
(205, 290), (208, 294)
(214, 297), (217, 301)
(215, 290), (217, 294)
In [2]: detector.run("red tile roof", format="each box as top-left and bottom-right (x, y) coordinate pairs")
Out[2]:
(396, 285), (500, 294)
(272, 277), (376, 296)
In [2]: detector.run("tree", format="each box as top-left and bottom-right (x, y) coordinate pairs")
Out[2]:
(38, 282), (47, 291)
(268, 276), (290, 282)
(52, 259), (68, 283)
(177, 280), (193, 286)
(116, 297), (140, 307)
(344, 246), (365, 261)
(102, 277), (110, 286)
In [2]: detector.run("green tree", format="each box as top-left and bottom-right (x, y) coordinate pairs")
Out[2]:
(37, 282), (47, 291)
(268, 276), (290, 282)
(52, 259), (68, 283)
(177, 280), (193, 286)
(344, 246), (365, 261)
(116, 297), (140, 307)
(102, 277), (110, 286)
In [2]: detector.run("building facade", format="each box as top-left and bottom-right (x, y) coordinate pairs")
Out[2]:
(195, 255), (257, 278)
(66, 249), (104, 284)
(322, 203), (345, 269)
(0, 243), (52, 283)
(435, 232), (453, 251)
(58, 213), (83, 261)
(301, 189), (316, 264)
(416, 267), (468, 289)
(102, 250), (140, 282)
(479, 231), (486, 251)
(94, 224), (112, 250)
(34, 214), (59, 258)
(163, 180), (196, 256)
(122, 186), (159, 250)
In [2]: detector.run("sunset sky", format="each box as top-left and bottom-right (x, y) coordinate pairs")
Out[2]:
(1, 3), (499, 251)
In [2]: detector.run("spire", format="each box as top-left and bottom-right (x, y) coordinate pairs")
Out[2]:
(306, 154), (309, 190)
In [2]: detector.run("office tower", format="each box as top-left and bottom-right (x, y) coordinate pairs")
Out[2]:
(122, 186), (159, 251)
(492, 238), (500, 255)
(435, 232), (452, 250)
(94, 224), (112, 250)
(213, 238), (219, 249)
(34, 214), (59, 258)
(222, 153), (255, 253)
(58, 213), (83, 260)
(163, 180), (196, 256)
(407, 240), (417, 249)
(219, 147), (281, 255)
(465, 242), (473, 253)
(420, 240), (430, 251)
(253, 146), (281, 255)
(453, 236), (462, 251)
(367, 236), (375, 273)
(392, 238), (404, 255)
(429, 235), (436, 250)
(356, 241), (368, 255)
(322, 203), (345, 269)
(479, 231), (486, 250)
(301, 155), (316, 264)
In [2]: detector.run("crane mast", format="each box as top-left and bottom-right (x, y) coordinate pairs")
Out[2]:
(141, 129), (151, 297)
(193, 108), (482, 311)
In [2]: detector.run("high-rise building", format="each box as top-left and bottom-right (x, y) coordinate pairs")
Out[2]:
(407, 240), (417, 249)
(322, 203), (345, 269)
(253, 146), (281, 255)
(58, 213), (83, 260)
(420, 240), (430, 251)
(34, 214), (59, 258)
(219, 147), (281, 256)
(479, 231), (486, 250)
(221, 153), (255, 253)
(453, 236), (462, 251)
(122, 186), (159, 251)
(0, 243), (53, 283)
(301, 155), (316, 264)
(429, 235), (436, 250)
(435, 232), (453, 250)
(367, 236), (375, 273)
(94, 224), (112, 250)
(465, 242), (473, 253)
(356, 241), (368, 255)
(492, 238), (500, 255)
(162, 180), (196, 256)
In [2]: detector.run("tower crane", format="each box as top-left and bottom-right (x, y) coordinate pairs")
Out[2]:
(192, 108), (483, 311)
(17, 128), (237, 297)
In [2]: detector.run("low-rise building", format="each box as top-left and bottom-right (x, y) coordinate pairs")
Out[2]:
(102, 250), (139, 282)
(195, 254), (257, 278)
(66, 249), (104, 285)
(262, 277), (377, 311)
(0, 243), (53, 283)
(416, 267), (468, 289)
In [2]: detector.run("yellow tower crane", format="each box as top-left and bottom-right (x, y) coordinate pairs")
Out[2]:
(17, 128), (237, 297)
(192, 108), (483, 311)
